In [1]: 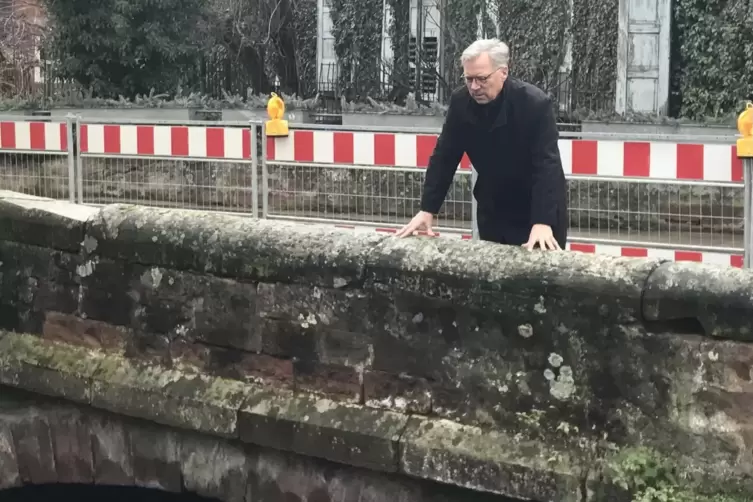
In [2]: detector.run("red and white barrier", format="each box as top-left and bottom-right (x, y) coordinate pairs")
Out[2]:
(73, 124), (743, 182)
(267, 131), (473, 170)
(0, 121), (69, 152)
(568, 242), (742, 267)
(266, 130), (743, 182)
(79, 124), (253, 159)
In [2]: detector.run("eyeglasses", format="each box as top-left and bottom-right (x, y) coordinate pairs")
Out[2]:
(462, 68), (501, 86)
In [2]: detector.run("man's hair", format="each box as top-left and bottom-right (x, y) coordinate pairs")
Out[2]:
(460, 38), (510, 68)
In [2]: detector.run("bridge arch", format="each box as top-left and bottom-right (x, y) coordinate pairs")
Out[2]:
(0, 388), (515, 502)
(0, 484), (217, 502)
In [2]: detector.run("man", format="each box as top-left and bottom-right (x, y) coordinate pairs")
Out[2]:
(396, 38), (568, 251)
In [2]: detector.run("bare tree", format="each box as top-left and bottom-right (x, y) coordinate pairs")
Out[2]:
(0, 0), (45, 96)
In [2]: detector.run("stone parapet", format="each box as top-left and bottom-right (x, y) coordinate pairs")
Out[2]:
(1, 193), (752, 501)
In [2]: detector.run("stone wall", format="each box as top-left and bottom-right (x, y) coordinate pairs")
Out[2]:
(0, 193), (753, 501)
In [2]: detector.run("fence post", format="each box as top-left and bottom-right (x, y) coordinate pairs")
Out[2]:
(75, 115), (84, 204)
(250, 122), (259, 219)
(745, 160), (752, 268)
(260, 124), (269, 219)
(471, 168), (479, 240)
(65, 114), (76, 204)
(737, 102), (753, 268)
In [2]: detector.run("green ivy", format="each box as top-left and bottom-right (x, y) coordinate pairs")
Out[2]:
(338, 0), (618, 117)
(290, 0), (319, 97)
(328, 0), (384, 99)
(385, 0), (412, 99)
(571, 0), (618, 114)
(672, 0), (753, 120)
(607, 447), (753, 502)
(441, 0), (482, 91)
(498, 0), (571, 92)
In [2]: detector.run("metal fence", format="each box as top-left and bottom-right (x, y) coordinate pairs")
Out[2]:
(262, 124), (475, 239)
(0, 114), (74, 202)
(74, 118), (258, 217)
(0, 116), (748, 268)
(263, 124), (746, 266)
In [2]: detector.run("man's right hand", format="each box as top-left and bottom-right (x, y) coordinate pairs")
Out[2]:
(396, 211), (436, 238)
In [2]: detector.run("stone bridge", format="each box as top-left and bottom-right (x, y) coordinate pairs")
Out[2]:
(0, 192), (752, 502)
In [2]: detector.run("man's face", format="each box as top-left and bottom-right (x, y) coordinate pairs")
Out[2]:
(462, 53), (507, 104)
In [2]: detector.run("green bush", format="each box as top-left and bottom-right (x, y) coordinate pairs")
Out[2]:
(42, 0), (209, 98)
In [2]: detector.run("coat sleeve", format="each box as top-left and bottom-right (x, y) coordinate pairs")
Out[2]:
(420, 97), (465, 214)
(528, 97), (565, 228)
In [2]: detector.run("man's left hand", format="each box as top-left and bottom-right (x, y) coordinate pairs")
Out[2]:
(523, 224), (561, 251)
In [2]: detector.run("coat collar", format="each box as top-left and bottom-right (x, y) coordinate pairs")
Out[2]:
(463, 78), (515, 129)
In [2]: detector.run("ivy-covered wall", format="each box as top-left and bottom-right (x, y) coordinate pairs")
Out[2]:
(328, 0), (384, 99)
(671, 0), (753, 121)
(570, 0), (618, 115)
(379, 0), (618, 117)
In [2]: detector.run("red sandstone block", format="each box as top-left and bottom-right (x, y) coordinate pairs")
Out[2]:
(238, 353), (294, 387)
(42, 311), (129, 351)
(364, 371), (431, 414)
(294, 361), (362, 403)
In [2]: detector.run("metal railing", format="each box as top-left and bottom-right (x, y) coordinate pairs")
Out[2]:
(74, 117), (258, 218)
(0, 115), (748, 268)
(262, 123), (475, 239)
(0, 114), (75, 203)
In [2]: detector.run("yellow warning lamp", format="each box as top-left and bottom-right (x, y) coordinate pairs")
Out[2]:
(265, 92), (289, 137)
(737, 102), (753, 157)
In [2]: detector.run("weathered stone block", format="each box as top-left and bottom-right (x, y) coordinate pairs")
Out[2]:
(129, 426), (182, 492)
(399, 416), (585, 502)
(256, 282), (373, 335)
(126, 266), (260, 351)
(669, 337), (753, 480)
(0, 424), (20, 489)
(238, 389), (408, 473)
(362, 291), (593, 427)
(366, 237), (656, 324)
(642, 261), (753, 341)
(0, 195), (96, 252)
(90, 415), (134, 485)
(87, 204), (383, 286)
(78, 258), (135, 327)
(50, 408), (95, 483)
(364, 371), (431, 414)
(180, 436), (249, 502)
(0, 332), (104, 404)
(0, 241), (81, 333)
(91, 351), (253, 437)
(260, 318), (374, 369)
(11, 413), (57, 484)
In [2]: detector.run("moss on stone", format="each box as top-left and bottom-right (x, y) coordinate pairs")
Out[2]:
(400, 415), (587, 502)
(239, 389), (409, 473)
(91, 348), (256, 437)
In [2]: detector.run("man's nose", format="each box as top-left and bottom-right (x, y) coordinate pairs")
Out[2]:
(470, 80), (481, 91)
